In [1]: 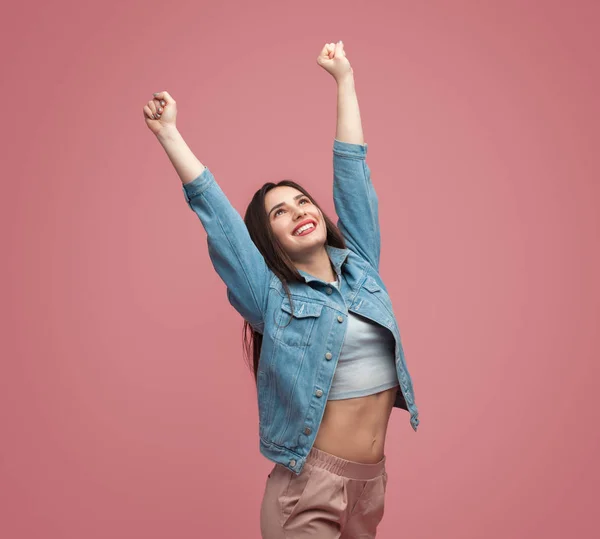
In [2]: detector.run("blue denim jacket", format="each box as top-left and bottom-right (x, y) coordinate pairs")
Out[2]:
(182, 138), (419, 475)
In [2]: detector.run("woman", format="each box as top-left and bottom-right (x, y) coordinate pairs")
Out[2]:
(143, 41), (419, 539)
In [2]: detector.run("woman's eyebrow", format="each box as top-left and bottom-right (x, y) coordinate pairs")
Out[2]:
(268, 194), (305, 217)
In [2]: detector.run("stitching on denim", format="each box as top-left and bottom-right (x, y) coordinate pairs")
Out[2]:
(183, 168), (214, 199)
(333, 151), (364, 160)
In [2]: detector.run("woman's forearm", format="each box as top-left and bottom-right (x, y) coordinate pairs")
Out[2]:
(156, 126), (206, 185)
(335, 74), (365, 145)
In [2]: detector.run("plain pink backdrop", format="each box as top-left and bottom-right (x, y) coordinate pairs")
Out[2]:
(2, 1), (598, 537)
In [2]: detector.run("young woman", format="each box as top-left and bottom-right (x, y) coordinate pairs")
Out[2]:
(143, 41), (419, 539)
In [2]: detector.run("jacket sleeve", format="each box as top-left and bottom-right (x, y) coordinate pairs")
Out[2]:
(182, 166), (270, 333)
(332, 138), (381, 271)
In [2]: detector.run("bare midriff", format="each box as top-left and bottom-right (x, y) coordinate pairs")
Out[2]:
(312, 385), (399, 464)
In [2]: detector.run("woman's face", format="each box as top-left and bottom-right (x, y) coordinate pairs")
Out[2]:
(264, 186), (327, 259)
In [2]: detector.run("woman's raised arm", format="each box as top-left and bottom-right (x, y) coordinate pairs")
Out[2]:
(317, 43), (380, 271)
(144, 91), (206, 185)
(316, 41), (364, 145)
(143, 91), (270, 333)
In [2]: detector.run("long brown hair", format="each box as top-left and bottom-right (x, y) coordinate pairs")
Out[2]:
(242, 180), (346, 383)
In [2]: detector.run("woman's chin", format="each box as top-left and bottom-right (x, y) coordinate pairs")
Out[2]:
(290, 235), (326, 253)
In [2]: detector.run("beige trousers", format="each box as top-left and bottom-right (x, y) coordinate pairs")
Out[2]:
(260, 446), (388, 538)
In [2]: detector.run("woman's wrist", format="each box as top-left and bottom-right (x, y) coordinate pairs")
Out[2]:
(156, 124), (179, 143)
(335, 72), (355, 86)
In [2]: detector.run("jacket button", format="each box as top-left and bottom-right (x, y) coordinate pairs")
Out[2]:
(289, 459), (296, 467)
(304, 427), (312, 435)
(315, 389), (323, 397)
(326, 287), (333, 294)
(337, 315), (344, 322)
(325, 352), (332, 360)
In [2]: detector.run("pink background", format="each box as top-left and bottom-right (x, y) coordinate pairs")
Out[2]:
(2, 0), (599, 537)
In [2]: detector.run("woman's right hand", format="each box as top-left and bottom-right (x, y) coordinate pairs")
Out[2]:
(143, 91), (177, 136)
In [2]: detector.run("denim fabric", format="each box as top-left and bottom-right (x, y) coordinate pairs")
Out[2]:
(182, 138), (419, 476)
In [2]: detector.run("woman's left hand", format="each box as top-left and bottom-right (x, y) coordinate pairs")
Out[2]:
(316, 41), (353, 82)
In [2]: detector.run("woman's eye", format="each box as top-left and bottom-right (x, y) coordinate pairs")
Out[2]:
(274, 198), (309, 218)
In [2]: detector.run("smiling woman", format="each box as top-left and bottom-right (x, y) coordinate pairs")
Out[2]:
(246, 181), (345, 285)
(145, 38), (420, 539)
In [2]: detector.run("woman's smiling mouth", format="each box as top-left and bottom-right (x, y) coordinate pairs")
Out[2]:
(293, 222), (317, 236)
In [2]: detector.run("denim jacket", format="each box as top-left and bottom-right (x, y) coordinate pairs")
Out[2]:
(182, 138), (419, 475)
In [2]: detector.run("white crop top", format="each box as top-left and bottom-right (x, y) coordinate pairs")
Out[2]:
(327, 277), (400, 400)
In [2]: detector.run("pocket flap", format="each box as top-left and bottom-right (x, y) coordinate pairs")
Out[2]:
(281, 299), (324, 318)
(363, 277), (382, 292)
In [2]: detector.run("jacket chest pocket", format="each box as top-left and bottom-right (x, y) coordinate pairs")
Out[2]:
(362, 277), (394, 314)
(274, 298), (324, 348)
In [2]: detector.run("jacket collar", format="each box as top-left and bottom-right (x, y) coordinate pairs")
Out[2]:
(297, 244), (350, 284)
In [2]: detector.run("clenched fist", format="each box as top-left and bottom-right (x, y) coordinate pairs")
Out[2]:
(143, 91), (177, 136)
(316, 41), (353, 82)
